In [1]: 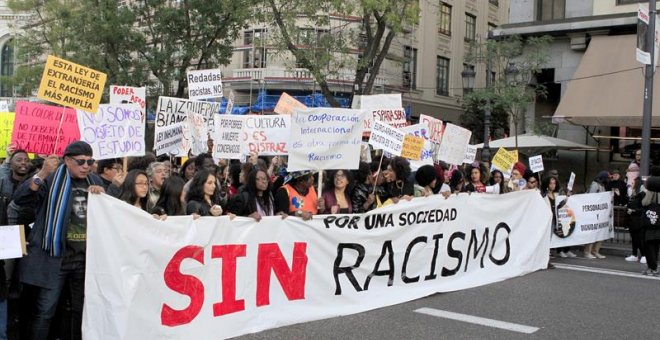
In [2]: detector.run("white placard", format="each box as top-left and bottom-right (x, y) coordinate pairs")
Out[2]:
(155, 97), (220, 156)
(76, 104), (145, 160)
(529, 155), (544, 173)
(463, 145), (478, 164)
(0, 100), (9, 112)
(154, 123), (184, 157)
(225, 90), (235, 114)
(187, 69), (223, 100)
(419, 114), (444, 142)
(550, 192), (614, 248)
(401, 123), (434, 170)
(0, 225), (23, 260)
(185, 111), (208, 156)
(213, 116), (245, 160)
(288, 108), (366, 171)
(436, 123), (472, 165)
(567, 172), (576, 192)
(109, 86), (146, 122)
(359, 94), (406, 133)
(368, 120), (404, 156)
(241, 115), (290, 156)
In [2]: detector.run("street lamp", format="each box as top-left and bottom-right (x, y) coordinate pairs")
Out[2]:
(461, 59), (492, 163)
(461, 68), (475, 95)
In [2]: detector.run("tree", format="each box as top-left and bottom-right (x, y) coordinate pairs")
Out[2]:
(462, 35), (552, 149)
(264, 0), (419, 107)
(6, 0), (255, 99)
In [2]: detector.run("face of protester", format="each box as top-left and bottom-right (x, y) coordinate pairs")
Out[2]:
(526, 177), (538, 189)
(135, 174), (149, 199)
(65, 155), (94, 179)
(203, 174), (216, 198)
(470, 168), (481, 183)
(334, 170), (348, 190)
(202, 158), (215, 172)
(635, 150), (641, 162)
(72, 196), (86, 219)
(548, 178), (557, 192)
(385, 165), (395, 182)
(256, 170), (269, 193)
(612, 173), (621, 181)
(103, 163), (122, 181)
(10, 152), (30, 177)
(184, 163), (196, 181)
(511, 169), (522, 180)
(162, 160), (172, 176)
(151, 165), (167, 189)
(492, 172), (503, 184)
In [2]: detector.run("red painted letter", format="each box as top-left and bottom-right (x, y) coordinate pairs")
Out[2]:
(256, 242), (308, 306)
(161, 246), (205, 327)
(212, 244), (247, 316)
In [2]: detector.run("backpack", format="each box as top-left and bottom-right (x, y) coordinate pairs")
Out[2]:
(642, 192), (660, 230)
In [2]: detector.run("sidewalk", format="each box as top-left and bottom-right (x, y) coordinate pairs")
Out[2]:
(600, 240), (630, 257)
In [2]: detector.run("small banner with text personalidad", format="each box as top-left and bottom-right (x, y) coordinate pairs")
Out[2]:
(37, 55), (107, 113)
(83, 190), (551, 340)
(76, 104), (145, 160)
(550, 191), (614, 248)
(288, 108), (366, 171)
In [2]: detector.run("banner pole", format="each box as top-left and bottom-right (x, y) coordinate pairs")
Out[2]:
(123, 157), (128, 172)
(53, 106), (67, 154)
(372, 152), (384, 195)
(317, 170), (323, 198)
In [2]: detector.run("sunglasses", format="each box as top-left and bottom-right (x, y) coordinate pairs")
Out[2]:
(69, 157), (95, 166)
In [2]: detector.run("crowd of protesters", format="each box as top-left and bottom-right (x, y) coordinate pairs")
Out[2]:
(0, 140), (657, 339)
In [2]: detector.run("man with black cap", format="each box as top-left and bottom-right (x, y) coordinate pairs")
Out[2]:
(13, 141), (105, 340)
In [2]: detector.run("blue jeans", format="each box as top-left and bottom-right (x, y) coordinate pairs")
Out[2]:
(0, 299), (6, 340)
(27, 268), (84, 340)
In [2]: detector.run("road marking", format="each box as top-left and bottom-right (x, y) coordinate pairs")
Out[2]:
(554, 263), (660, 280)
(414, 307), (539, 334)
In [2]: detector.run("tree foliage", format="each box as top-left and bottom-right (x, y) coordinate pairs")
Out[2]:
(264, 0), (419, 106)
(6, 0), (255, 99)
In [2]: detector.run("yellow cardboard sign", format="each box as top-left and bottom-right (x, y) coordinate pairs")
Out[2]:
(401, 134), (425, 160)
(0, 112), (15, 158)
(491, 147), (517, 172)
(37, 55), (107, 112)
(274, 92), (307, 115)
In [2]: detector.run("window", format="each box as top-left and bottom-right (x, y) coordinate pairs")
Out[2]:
(0, 40), (14, 97)
(488, 22), (497, 32)
(436, 56), (450, 96)
(296, 28), (329, 46)
(489, 0), (499, 5)
(537, 0), (565, 21)
(243, 29), (267, 69)
(403, 46), (418, 90)
(439, 3), (451, 36)
(465, 14), (476, 42)
(616, 0), (646, 4)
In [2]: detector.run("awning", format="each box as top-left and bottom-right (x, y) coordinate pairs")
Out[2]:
(474, 134), (597, 155)
(553, 34), (660, 127)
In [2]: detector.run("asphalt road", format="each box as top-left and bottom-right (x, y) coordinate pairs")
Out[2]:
(236, 254), (660, 339)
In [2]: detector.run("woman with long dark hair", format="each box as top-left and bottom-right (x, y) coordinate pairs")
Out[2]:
(227, 168), (274, 221)
(186, 169), (223, 216)
(321, 169), (353, 214)
(351, 162), (376, 213)
(152, 176), (187, 217)
(118, 169), (149, 211)
(179, 158), (196, 181)
(384, 156), (414, 203)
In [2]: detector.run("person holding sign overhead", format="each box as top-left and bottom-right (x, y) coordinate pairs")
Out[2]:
(274, 170), (324, 220)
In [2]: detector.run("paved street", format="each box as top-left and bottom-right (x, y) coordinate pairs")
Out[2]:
(237, 253), (660, 339)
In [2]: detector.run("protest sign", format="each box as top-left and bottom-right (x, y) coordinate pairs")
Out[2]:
(154, 123), (184, 157)
(436, 123), (472, 165)
(360, 142), (372, 163)
(368, 120), (404, 156)
(529, 155), (544, 173)
(185, 111), (208, 156)
(567, 172), (576, 192)
(0, 112), (15, 158)
(213, 116), (244, 160)
(37, 55), (107, 112)
(11, 101), (80, 156)
(0, 101), (8, 112)
(186, 69), (223, 100)
(419, 114), (444, 142)
(225, 90), (235, 114)
(401, 135), (425, 161)
(550, 192), (614, 248)
(109, 86), (146, 122)
(400, 124), (434, 169)
(274, 92), (307, 115)
(84, 190), (551, 340)
(155, 97), (220, 156)
(288, 108), (366, 171)
(491, 148), (517, 173)
(240, 115), (290, 156)
(463, 145), (478, 164)
(359, 94), (406, 134)
(0, 225), (25, 260)
(76, 104), (145, 160)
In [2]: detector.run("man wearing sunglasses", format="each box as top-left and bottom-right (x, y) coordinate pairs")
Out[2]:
(13, 141), (105, 340)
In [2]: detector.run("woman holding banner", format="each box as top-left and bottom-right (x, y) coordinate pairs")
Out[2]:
(186, 169), (223, 216)
(228, 168), (275, 221)
(152, 176), (187, 217)
(414, 165), (438, 197)
(118, 169), (149, 211)
(351, 162), (377, 213)
(463, 164), (486, 193)
(274, 170), (324, 220)
(321, 170), (353, 214)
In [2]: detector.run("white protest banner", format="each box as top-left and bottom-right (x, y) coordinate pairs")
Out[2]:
(155, 97), (220, 156)
(529, 155), (544, 173)
(369, 120), (404, 156)
(401, 123), (434, 170)
(187, 69), (223, 100)
(213, 116), (244, 160)
(288, 108), (366, 171)
(154, 123), (184, 157)
(0, 101), (8, 112)
(550, 192), (614, 248)
(436, 123), (472, 165)
(463, 145), (478, 164)
(359, 94), (406, 134)
(225, 90), (235, 114)
(0, 225), (24, 260)
(109, 86), (146, 122)
(240, 115), (290, 156)
(419, 114), (444, 142)
(567, 172), (576, 192)
(77, 104), (145, 159)
(185, 111), (208, 156)
(84, 190), (551, 340)
(274, 92), (307, 115)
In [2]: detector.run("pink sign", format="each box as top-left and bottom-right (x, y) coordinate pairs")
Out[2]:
(11, 101), (80, 156)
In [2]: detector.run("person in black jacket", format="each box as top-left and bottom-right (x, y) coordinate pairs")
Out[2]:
(626, 176), (646, 263)
(227, 168), (274, 221)
(383, 156), (414, 203)
(608, 169), (629, 206)
(185, 169), (223, 216)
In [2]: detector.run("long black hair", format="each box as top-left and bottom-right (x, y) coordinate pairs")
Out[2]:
(119, 169), (148, 210)
(245, 168), (273, 214)
(153, 176), (186, 216)
(186, 169), (218, 203)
